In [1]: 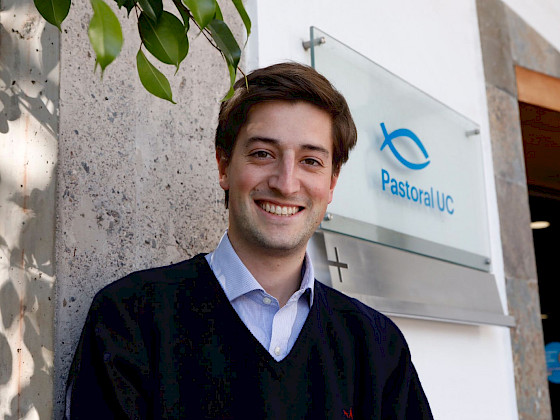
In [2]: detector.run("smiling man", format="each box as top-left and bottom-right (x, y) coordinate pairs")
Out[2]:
(65, 63), (433, 419)
(217, 100), (337, 307)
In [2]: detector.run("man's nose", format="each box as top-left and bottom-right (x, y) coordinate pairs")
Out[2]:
(268, 157), (300, 196)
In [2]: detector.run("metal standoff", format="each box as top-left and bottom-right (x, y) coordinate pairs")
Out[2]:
(465, 128), (480, 137)
(323, 213), (333, 221)
(302, 37), (326, 50)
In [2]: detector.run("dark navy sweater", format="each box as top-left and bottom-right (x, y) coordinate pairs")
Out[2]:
(66, 254), (432, 419)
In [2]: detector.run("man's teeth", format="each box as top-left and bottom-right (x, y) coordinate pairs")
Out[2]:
(260, 202), (299, 216)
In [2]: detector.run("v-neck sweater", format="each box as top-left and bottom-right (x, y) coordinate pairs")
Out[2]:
(66, 254), (433, 419)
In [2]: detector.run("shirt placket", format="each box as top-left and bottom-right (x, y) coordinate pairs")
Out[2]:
(268, 292), (301, 360)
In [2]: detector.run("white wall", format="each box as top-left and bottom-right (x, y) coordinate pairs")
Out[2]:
(245, 0), (517, 418)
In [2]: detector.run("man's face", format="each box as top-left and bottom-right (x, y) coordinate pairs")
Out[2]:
(217, 100), (338, 257)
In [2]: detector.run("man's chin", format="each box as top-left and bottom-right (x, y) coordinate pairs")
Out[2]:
(257, 238), (302, 252)
(251, 232), (309, 255)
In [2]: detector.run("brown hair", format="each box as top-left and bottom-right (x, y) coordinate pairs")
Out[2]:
(215, 62), (357, 207)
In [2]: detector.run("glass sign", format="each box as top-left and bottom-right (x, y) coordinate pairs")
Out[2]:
(311, 27), (491, 271)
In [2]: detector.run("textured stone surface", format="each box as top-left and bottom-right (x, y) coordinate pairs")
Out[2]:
(494, 178), (537, 281)
(506, 276), (551, 420)
(52, 0), (242, 417)
(485, 85), (526, 184)
(477, 1), (554, 418)
(476, 0), (517, 96)
(506, 6), (560, 79)
(0, 1), (58, 418)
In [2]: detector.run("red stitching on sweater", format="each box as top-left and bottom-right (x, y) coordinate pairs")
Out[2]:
(343, 407), (353, 419)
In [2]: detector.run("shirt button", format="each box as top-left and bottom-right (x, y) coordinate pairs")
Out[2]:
(274, 346), (281, 356)
(263, 297), (272, 305)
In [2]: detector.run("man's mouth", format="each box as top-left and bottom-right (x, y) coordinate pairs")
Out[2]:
(258, 201), (302, 216)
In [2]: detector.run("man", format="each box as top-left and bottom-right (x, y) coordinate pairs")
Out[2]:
(66, 62), (433, 419)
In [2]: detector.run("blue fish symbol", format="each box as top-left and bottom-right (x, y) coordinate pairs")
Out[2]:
(380, 123), (430, 170)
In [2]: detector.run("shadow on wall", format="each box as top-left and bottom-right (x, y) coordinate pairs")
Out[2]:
(0, 190), (56, 419)
(0, 0), (59, 418)
(0, 185), (57, 419)
(0, 10), (58, 137)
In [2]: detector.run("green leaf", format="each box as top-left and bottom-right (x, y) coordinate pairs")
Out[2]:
(231, 0), (251, 42)
(88, 0), (123, 73)
(33, 0), (71, 30)
(213, 2), (223, 20)
(221, 61), (236, 101)
(116, 0), (136, 15)
(138, 11), (189, 70)
(182, 0), (216, 30)
(207, 19), (241, 69)
(172, 0), (191, 33)
(208, 19), (241, 100)
(136, 49), (176, 103)
(137, 0), (163, 22)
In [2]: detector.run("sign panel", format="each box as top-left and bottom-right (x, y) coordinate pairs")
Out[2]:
(311, 27), (491, 269)
(546, 342), (560, 384)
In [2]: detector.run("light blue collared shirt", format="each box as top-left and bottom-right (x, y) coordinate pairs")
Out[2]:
(205, 232), (315, 361)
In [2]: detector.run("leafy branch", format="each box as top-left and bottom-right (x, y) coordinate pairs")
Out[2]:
(32, 0), (251, 103)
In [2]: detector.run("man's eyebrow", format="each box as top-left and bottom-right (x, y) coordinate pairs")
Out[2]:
(301, 143), (330, 156)
(245, 136), (279, 147)
(245, 136), (330, 156)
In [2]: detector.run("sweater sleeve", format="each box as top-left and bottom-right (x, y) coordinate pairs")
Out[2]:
(65, 283), (151, 419)
(381, 339), (433, 419)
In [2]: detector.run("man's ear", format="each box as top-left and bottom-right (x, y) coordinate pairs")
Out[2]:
(216, 149), (230, 191)
(328, 171), (339, 204)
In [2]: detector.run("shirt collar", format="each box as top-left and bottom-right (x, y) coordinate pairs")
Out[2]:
(206, 231), (315, 305)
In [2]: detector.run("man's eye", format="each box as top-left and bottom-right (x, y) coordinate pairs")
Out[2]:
(302, 158), (321, 166)
(251, 150), (271, 158)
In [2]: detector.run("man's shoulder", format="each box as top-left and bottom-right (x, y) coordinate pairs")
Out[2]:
(91, 253), (213, 306)
(314, 280), (388, 321)
(314, 280), (407, 344)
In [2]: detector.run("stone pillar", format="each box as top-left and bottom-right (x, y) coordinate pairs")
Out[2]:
(0, 0), (59, 418)
(476, 0), (554, 418)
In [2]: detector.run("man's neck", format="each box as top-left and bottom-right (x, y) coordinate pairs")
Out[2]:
(228, 238), (306, 307)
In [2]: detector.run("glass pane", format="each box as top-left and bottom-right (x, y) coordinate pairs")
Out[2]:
(311, 26), (491, 270)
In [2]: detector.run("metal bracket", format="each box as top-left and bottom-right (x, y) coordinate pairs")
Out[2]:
(465, 129), (480, 137)
(302, 36), (326, 51)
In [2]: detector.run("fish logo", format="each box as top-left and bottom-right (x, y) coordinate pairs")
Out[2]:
(380, 122), (430, 170)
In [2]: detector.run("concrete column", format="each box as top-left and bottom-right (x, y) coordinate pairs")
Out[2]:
(0, 1), (59, 418)
(52, 0), (239, 417)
